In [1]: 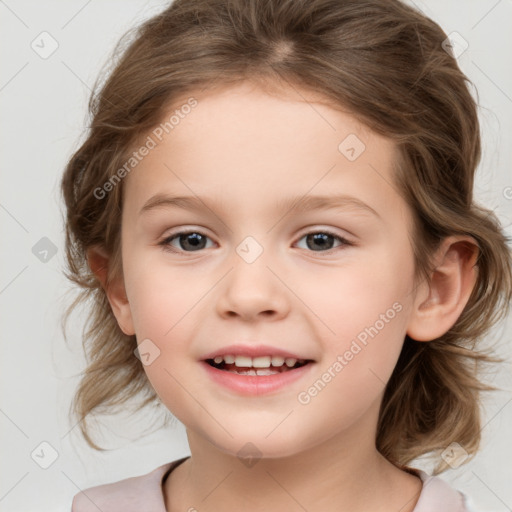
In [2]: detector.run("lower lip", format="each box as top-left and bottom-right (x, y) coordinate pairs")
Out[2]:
(200, 361), (315, 396)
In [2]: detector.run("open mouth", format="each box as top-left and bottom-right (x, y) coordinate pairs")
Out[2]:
(205, 355), (313, 376)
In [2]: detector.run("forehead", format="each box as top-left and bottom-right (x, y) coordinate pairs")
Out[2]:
(122, 80), (404, 224)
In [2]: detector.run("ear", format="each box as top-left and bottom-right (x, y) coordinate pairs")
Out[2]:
(406, 235), (479, 342)
(87, 245), (135, 336)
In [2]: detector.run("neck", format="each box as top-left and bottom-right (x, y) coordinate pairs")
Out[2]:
(164, 408), (423, 512)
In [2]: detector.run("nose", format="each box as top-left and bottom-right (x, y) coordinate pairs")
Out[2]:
(215, 245), (291, 322)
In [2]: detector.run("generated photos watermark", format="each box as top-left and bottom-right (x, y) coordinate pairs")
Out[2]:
(93, 97), (198, 200)
(297, 301), (403, 405)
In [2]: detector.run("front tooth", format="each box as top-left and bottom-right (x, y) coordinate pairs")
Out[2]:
(271, 356), (285, 367)
(234, 355), (252, 367)
(213, 356), (223, 364)
(285, 358), (297, 367)
(252, 356), (271, 368)
(224, 355), (235, 364)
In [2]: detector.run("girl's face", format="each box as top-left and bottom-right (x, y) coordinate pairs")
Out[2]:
(115, 81), (420, 458)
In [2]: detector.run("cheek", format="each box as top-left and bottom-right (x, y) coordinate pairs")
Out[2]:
(124, 251), (204, 340)
(303, 243), (413, 339)
(299, 244), (413, 389)
(294, 308), (408, 434)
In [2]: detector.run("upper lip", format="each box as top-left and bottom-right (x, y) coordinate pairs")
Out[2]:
(202, 344), (314, 361)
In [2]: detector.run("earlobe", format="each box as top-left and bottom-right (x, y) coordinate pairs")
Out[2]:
(406, 236), (479, 342)
(87, 245), (136, 336)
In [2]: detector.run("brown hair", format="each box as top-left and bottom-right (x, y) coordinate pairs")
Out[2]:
(60, 0), (512, 473)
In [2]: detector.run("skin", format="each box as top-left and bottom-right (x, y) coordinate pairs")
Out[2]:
(88, 80), (478, 512)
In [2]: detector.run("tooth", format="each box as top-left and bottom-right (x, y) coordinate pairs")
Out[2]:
(213, 356), (223, 364)
(224, 355), (235, 364)
(252, 356), (271, 368)
(285, 358), (297, 367)
(271, 356), (285, 367)
(234, 355), (252, 367)
(255, 368), (279, 376)
(235, 368), (257, 375)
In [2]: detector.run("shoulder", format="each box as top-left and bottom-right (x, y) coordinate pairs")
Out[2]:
(413, 469), (477, 512)
(71, 457), (188, 512)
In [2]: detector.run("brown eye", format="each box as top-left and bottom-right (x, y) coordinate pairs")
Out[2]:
(295, 231), (352, 253)
(160, 231), (214, 253)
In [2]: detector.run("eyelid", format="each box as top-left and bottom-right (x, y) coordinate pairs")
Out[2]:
(295, 224), (354, 240)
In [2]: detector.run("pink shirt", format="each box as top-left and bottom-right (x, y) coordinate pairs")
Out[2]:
(71, 456), (476, 511)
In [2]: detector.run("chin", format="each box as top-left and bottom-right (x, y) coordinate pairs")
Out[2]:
(201, 424), (316, 462)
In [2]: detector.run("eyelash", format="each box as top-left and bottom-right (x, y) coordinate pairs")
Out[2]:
(158, 228), (354, 255)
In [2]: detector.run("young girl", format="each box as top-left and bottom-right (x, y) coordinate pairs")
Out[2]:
(61, 0), (512, 510)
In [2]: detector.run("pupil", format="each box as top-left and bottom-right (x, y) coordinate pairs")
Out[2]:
(307, 233), (334, 251)
(181, 233), (206, 251)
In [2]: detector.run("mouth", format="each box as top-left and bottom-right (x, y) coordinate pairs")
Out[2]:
(204, 355), (313, 376)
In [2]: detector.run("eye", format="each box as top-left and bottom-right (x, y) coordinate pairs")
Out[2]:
(294, 230), (353, 253)
(159, 230), (215, 253)
(158, 228), (353, 254)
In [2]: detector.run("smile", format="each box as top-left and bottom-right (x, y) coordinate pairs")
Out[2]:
(201, 356), (315, 395)
(205, 354), (311, 375)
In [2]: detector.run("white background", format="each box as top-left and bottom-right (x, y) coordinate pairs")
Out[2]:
(1, 1), (511, 511)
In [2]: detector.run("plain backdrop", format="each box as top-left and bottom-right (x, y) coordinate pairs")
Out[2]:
(1, 1), (511, 511)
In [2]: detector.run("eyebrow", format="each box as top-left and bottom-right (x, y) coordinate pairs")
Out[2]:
(139, 192), (381, 219)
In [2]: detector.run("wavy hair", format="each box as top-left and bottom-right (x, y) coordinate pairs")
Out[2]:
(60, 0), (512, 473)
